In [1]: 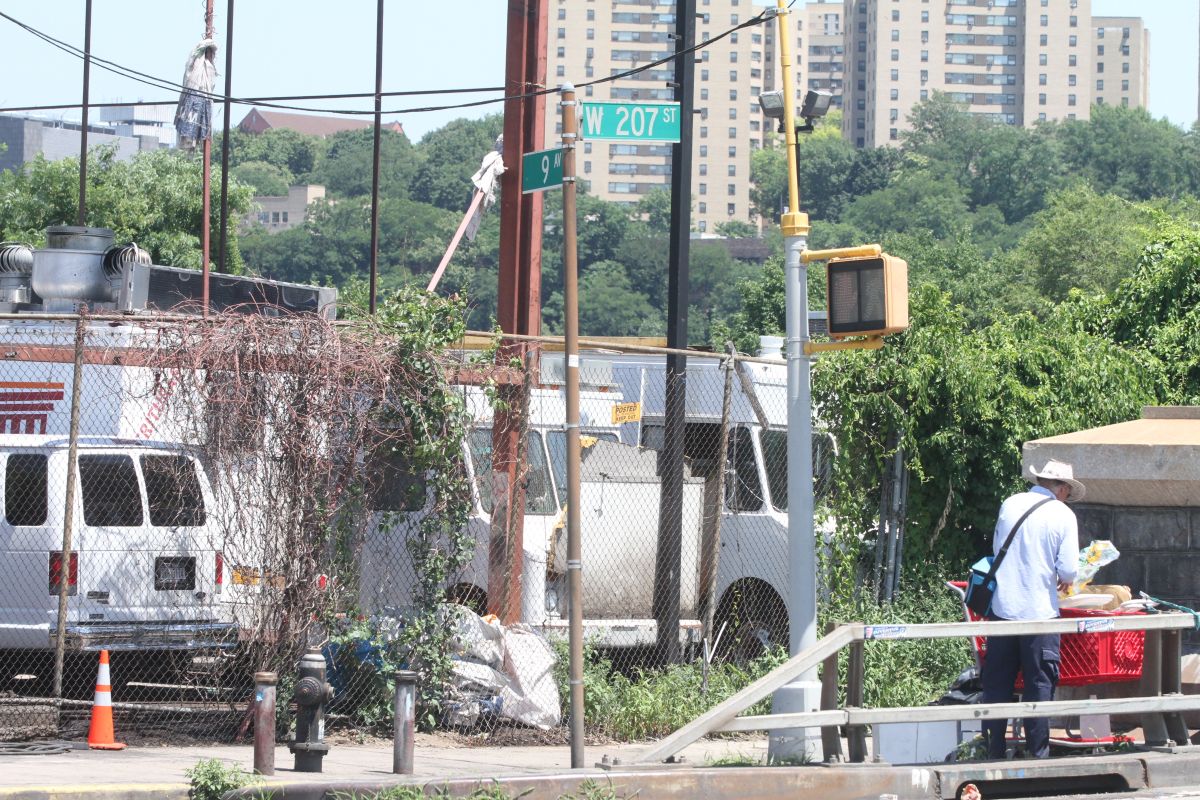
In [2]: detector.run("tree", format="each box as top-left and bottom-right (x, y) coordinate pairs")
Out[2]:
(0, 147), (252, 272)
(714, 220), (758, 238)
(232, 160), (292, 196)
(218, 128), (323, 178)
(410, 115), (503, 212)
(309, 128), (421, 200)
(1054, 105), (1192, 201)
(633, 188), (673, 234)
(543, 260), (663, 337)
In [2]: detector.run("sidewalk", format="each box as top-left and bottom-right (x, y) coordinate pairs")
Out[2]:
(0, 735), (771, 799)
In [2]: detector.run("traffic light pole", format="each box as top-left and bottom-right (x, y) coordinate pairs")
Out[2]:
(767, 0), (822, 764)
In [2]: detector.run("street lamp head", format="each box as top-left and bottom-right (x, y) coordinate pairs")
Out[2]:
(799, 90), (833, 120)
(758, 90), (786, 121)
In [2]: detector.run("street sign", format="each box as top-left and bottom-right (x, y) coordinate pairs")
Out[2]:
(521, 148), (564, 194)
(580, 101), (682, 143)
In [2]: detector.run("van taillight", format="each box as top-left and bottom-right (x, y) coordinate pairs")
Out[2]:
(215, 551), (224, 593)
(49, 551), (78, 596)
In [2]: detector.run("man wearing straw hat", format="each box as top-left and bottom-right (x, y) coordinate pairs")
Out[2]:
(981, 459), (1083, 759)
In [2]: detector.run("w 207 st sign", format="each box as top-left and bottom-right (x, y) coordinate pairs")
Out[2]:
(580, 102), (682, 143)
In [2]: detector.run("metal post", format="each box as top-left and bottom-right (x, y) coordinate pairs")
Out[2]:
(1140, 629), (1168, 746)
(52, 310), (88, 699)
(846, 639), (868, 763)
(653, 0), (697, 668)
(253, 671), (277, 776)
(367, 0), (384, 314)
(1161, 630), (1189, 746)
(201, 0), (214, 314)
(216, 0), (235, 275)
(819, 622), (844, 763)
(560, 83), (586, 770)
(393, 670), (417, 774)
(76, 0), (93, 227)
(699, 345), (734, 643)
(767, 0), (820, 764)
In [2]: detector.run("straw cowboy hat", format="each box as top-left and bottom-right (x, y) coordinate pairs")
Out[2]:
(1025, 459), (1086, 503)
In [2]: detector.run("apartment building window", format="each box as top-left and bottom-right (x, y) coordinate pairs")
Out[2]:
(701, 69), (709, 81)
(586, 65), (594, 77)
(727, 184), (736, 196)
(701, 50), (711, 62)
(728, 108), (737, 120)
(1069, 35), (1077, 47)
(699, 183), (707, 195)
(729, 89), (738, 101)
(920, 89), (928, 100)
(728, 126), (737, 138)
(1098, 27), (1105, 38)
(921, 10), (928, 23)
(1121, 79), (1129, 91)
(584, 161), (592, 174)
(890, 69), (899, 81)
(584, 142), (592, 155)
(856, 98), (866, 110)
(699, 146), (708, 157)
(1097, 97), (1104, 106)
(1040, 0), (1048, 5)
(587, 9), (593, 20)
(728, 164), (736, 177)
(921, 30), (929, 44)
(890, 88), (899, 100)
(699, 107), (709, 120)
(891, 9), (899, 21)
(889, 128), (898, 141)
(731, 32), (738, 44)
(729, 70), (738, 81)
(920, 69), (928, 83)
(1039, 73), (1047, 86)
(730, 51), (738, 63)
(728, 146), (736, 157)
(857, 40), (867, 52)
(557, 27), (565, 39)
(1098, 45), (1105, 56)
(1040, 15), (1048, 27)
(701, 88), (709, 100)
(889, 108), (898, 121)
(586, 47), (593, 58)
(731, 14), (738, 24)
(556, 46), (565, 57)
(1122, 97), (1129, 107)
(1039, 53), (1048, 66)
(1097, 79), (1104, 90)
(699, 164), (707, 176)
(1097, 62), (1104, 73)
(891, 29), (899, 42)
(1120, 45), (1130, 56)
(1071, 15), (1079, 27)
(700, 126), (708, 138)
(557, 8), (565, 20)
(585, 85), (594, 97)
(1039, 112), (1047, 121)
(1038, 93), (1047, 105)
(727, 203), (736, 216)
(1040, 34), (1048, 46)
(556, 65), (565, 77)
(890, 49), (899, 62)
(1122, 62), (1130, 73)
(1068, 94), (1077, 106)
(1068, 74), (1076, 86)
(920, 50), (928, 62)
(698, 203), (707, 215)
(587, 28), (594, 40)
(750, 120), (760, 131)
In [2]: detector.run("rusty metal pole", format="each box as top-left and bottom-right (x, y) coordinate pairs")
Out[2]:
(392, 670), (417, 774)
(216, 0), (235, 275)
(700, 344), (734, 644)
(75, 0), (94, 226)
(489, 0), (547, 624)
(52, 310), (88, 699)
(559, 83), (585, 770)
(367, 0), (384, 314)
(253, 671), (277, 776)
(201, 0), (214, 312)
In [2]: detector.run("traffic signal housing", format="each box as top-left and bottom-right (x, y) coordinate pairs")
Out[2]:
(826, 253), (909, 339)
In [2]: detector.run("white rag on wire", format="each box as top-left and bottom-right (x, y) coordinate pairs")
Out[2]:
(175, 39), (217, 150)
(464, 134), (506, 241)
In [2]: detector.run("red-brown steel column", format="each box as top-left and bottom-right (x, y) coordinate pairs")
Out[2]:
(488, 0), (547, 624)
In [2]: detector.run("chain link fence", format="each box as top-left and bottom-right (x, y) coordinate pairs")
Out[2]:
(0, 313), (835, 746)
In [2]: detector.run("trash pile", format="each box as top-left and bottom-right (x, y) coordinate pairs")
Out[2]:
(444, 607), (561, 730)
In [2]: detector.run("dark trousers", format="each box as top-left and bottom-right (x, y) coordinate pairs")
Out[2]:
(980, 630), (1061, 758)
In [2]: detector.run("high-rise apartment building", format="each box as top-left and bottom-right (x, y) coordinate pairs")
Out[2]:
(1093, 17), (1149, 110)
(844, 0), (1105, 148)
(545, 0), (771, 230)
(800, 2), (847, 110)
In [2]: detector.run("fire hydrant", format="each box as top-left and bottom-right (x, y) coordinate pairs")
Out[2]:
(289, 648), (334, 772)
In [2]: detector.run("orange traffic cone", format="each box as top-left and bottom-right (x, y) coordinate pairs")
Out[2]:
(87, 650), (126, 751)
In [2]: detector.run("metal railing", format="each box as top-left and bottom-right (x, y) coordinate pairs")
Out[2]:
(634, 612), (1199, 765)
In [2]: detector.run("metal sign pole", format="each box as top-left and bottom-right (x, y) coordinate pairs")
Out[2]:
(559, 83), (585, 770)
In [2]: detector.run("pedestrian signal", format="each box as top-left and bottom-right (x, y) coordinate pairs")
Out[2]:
(826, 254), (908, 339)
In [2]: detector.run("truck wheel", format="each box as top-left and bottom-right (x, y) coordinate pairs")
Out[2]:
(715, 583), (788, 666)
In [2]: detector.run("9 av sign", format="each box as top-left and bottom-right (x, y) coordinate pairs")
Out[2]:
(521, 148), (564, 194)
(580, 101), (682, 143)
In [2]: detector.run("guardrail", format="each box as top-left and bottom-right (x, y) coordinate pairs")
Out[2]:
(634, 613), (1198, 765)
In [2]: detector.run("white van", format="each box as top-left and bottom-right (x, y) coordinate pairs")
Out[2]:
(0, 436), (234, 672)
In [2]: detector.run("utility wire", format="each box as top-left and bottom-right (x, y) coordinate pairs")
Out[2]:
(0, 9), (774, 118)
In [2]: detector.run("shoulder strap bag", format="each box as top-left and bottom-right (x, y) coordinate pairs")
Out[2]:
(965, 496), (1054, 618)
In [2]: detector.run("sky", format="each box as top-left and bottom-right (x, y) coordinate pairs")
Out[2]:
(0, 1), (1195, 142)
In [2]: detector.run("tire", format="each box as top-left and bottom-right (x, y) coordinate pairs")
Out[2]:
(714, 582), (788, 666)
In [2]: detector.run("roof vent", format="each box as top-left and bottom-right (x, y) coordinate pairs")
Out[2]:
(0, 242), (35, 309)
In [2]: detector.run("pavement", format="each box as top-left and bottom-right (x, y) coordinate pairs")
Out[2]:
(0, 734), (771, 799)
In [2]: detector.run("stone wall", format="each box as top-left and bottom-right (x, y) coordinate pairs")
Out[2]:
(1074, 503), (1199, 647)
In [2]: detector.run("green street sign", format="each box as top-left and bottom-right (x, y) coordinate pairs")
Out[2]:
(521, 148), (564, 194)
(580, 101), (682, 143)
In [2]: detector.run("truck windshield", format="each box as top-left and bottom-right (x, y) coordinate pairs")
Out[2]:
(468, 429), (557, 515)
(545, 430), (618, 506)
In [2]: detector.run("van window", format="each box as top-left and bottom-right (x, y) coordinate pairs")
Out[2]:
(142, 455), (207, 526)
(5, 453), (48, 526)
(546, 430), (618, 505)
(640, 422), (763, 512)
(468, 429), (556, 514)
(727, 428), (763, 511)
(760, 429), (788, 512)
(369, 447), (426, 512)
(80, 455), (143, 527)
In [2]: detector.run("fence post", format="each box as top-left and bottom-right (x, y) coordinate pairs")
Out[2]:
(699, 344), (735, 644)
(820, 622), (844, 762)
(1139, 629), (1168, 746)
(1160, 630), (1189, 745)
(845, 639), (868, 762)
(52, 309), (88, 702)
(253, 671), (277, 776)
(393, 670), (417, 774)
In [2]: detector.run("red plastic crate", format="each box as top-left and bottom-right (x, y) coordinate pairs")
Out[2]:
(948, 581), (1145, 687)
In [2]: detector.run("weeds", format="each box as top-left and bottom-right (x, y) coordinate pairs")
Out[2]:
(185, 758), (262, 800)
(706, 752), (764, 767)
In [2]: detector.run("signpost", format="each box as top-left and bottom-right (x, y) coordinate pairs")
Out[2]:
(579, 101), (682, 143)
(521, 148), (564, 194)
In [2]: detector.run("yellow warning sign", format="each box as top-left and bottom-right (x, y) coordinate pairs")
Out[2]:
(611, 401), (642, 424)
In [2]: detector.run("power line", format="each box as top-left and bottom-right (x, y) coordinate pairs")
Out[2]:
(0, 9), (774, 119)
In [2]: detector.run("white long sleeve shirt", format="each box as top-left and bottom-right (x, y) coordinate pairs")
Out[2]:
(990, 485), (1080, 621)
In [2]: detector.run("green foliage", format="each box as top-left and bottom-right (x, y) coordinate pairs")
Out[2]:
(233, 160), (292, 196)
(714, 220), (758, 239)
(411, 115), (504, 211)
(219, 127), (323, 178)
(311, 128), (420, 199)
(185, 758), (260, 800)
(0, 147), (253, 271)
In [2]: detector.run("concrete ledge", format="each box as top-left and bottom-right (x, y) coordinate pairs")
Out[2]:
(0, 783), (188, 800)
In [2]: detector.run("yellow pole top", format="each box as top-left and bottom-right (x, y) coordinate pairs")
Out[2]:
(775, 0), (809, 237)
(800, 244), (883, 264)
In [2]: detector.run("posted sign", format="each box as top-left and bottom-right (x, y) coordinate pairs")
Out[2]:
(611, 401), (642, 424)
(580, 102), (682, 143)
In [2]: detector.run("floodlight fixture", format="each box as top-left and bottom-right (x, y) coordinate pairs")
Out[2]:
(799, 90), (833, 120)
(758, 90), (787, 132)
